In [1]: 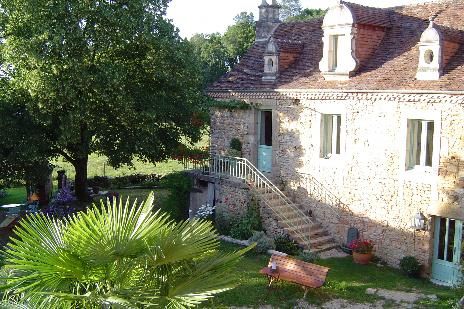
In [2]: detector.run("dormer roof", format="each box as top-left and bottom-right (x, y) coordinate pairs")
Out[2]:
(209, 0), (464, 92)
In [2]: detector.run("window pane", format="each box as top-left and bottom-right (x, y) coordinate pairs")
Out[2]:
(320, 114), (333, 158)
(332, 36), (338, 70)
(336, 115), (341, 154)
(264, 111), (272, 146)
(426, 122), (434, 167)
(446, 219), (455, 262)
(438, 218), (447, 260)
(415, 121), (422, 166)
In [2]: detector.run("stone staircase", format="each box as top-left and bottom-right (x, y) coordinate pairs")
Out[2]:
(206, 154), (340, 253)
(254, 187), (339, 253)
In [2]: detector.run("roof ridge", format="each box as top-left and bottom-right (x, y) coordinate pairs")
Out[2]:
(390, 0), (463, 9)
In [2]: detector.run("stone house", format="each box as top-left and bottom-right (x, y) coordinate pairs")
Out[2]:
(202, 0), (464, 286)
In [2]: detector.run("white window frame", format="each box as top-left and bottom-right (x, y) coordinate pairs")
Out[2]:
(328, 35), (342, 72)
(405, 119), (435, 171)
(400, 110), (441, 183)
(314, 103), (346, 165)
(320, 113), (342, 159)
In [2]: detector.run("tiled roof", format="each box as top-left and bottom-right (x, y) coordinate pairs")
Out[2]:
(208, 0), (464, 92)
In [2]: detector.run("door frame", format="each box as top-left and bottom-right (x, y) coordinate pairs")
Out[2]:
(431, 216), (463, 286)
(257, 109), (273, 173)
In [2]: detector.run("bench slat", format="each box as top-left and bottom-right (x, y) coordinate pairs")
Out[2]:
(260, 255), (330, 290)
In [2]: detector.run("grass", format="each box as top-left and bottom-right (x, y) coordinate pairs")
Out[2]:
(0, 187), (27, 206)
(53, 154), (184, 180)
(92, 188), (169, 207)
(202, 242), (460, 308)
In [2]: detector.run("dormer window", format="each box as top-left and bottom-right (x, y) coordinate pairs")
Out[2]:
(319, 2), (358, 80)
(263, 39), (279, 82)
(329, 35), (343, 71)
(267, 58), (274, 71)
(416, 20), (442, 80)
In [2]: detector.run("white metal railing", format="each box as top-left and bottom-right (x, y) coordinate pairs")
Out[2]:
(208, 155), (313, 247)
(293, 172), (354, 219)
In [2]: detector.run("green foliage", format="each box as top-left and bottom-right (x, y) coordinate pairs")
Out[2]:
(230, 199), (262, 240)
(210, 99), (251, 111)
(0, 83), (53, 188)
(159, 172), (192, 221)
(189, 12), (255, 86)
(399, 256), (421, 278)
(190, 33), (230, 87)
(279, 0), (303, 21)
(0, 0), (207, 201)
(222, 12), (256, 68)
(297, 250), (320, 263)
(2, 192), (253, 308)
(274, 234), (301, 255)
(215, 210), (233, 236)
(229, 138), (243, 152)
(286, 8), (326, 22)
(249, 231), (275, 254)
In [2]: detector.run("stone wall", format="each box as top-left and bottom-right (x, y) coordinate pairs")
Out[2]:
(209, 91), (464, 270)
(214, 178), (284, 238)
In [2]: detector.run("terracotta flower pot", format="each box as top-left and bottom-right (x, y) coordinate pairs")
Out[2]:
(352, 251), (373, 265)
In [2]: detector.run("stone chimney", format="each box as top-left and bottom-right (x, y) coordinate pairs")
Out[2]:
(256, 0), (281, 42)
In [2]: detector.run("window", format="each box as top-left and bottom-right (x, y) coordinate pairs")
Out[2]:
(329, 35), (343, 71)
(405, 119), (434, 170)
(320, 114), (341, 158)
(266, 58), (274, 72)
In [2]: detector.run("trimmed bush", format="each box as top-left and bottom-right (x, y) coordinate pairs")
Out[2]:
(274, 234), (301, 256)
(229, 199), (262, 240)
(399, 256), (421, 278)
(249, 231), (275, 254)
(297, 251), (320, 263)
(229, 138), (242, 152)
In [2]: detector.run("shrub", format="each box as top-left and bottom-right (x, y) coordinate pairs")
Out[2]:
(87, 176), (111, 189)
(159, 172), (192, 222)
(215, 211), (233, 236)
(229, 138), (242, 152)
(297, 250), (320, 263)
(274, 234), (301, 255)
(400, 256), (421, 278)
(249, 231), (275, 254)
(229, 199), (262, 240)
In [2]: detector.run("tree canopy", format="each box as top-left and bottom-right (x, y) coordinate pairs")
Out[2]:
(0, 0), (207, 201)
(189, 12), (255, 87)
(279, 0), (303, 21)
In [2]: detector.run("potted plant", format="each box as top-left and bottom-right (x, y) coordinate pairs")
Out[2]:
(349, 239), (374, 265)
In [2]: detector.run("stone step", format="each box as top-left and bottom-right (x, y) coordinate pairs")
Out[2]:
(310, 227), (328, 237)
(284, 223), (312, 234)
(311, 242), (339, 253)
(310, 235), (334, 247)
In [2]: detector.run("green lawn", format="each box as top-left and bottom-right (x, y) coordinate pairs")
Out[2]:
(0, 187), (27, 206)
(202, 242), (460, 308)
(92, 188), (169, 208)
(53, 154), (184, 180)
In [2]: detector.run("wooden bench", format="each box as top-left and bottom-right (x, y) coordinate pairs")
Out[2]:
(259, 255), (330, 297)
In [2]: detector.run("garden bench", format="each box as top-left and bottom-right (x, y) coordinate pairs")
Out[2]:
(259, 255), (330, 297)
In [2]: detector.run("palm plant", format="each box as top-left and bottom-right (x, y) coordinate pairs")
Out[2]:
(1, 192), (252, 308)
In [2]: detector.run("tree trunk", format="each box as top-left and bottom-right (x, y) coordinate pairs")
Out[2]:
(73, 156), (89, 202)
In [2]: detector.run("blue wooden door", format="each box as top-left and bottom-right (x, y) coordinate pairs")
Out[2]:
(431, 217), (462, 286)
(258, 110), (272, 173)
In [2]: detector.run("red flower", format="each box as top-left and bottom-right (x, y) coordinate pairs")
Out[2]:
(349, 239), (374, 254)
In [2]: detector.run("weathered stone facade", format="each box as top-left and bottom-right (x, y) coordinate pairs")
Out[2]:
(214, 178), (284, 237)
(210, 91), (464, 270)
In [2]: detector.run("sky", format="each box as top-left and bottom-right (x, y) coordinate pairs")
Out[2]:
(167, 0), (432, 39)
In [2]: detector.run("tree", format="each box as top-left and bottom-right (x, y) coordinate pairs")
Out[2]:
(190, 33), (229, 87)
(0, 82), (53, 202)
(279, 0), (303, 21)
(286, 8), (326, 22)
(222, 12), (256, 67)
(0, 0), (207, 201)
(2, 192), (253, 307)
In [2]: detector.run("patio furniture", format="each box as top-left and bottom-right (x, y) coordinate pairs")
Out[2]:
(259, 255), (330, 297)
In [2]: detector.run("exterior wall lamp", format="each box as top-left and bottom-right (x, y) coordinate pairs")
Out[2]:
(411, 212), (428, 231)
